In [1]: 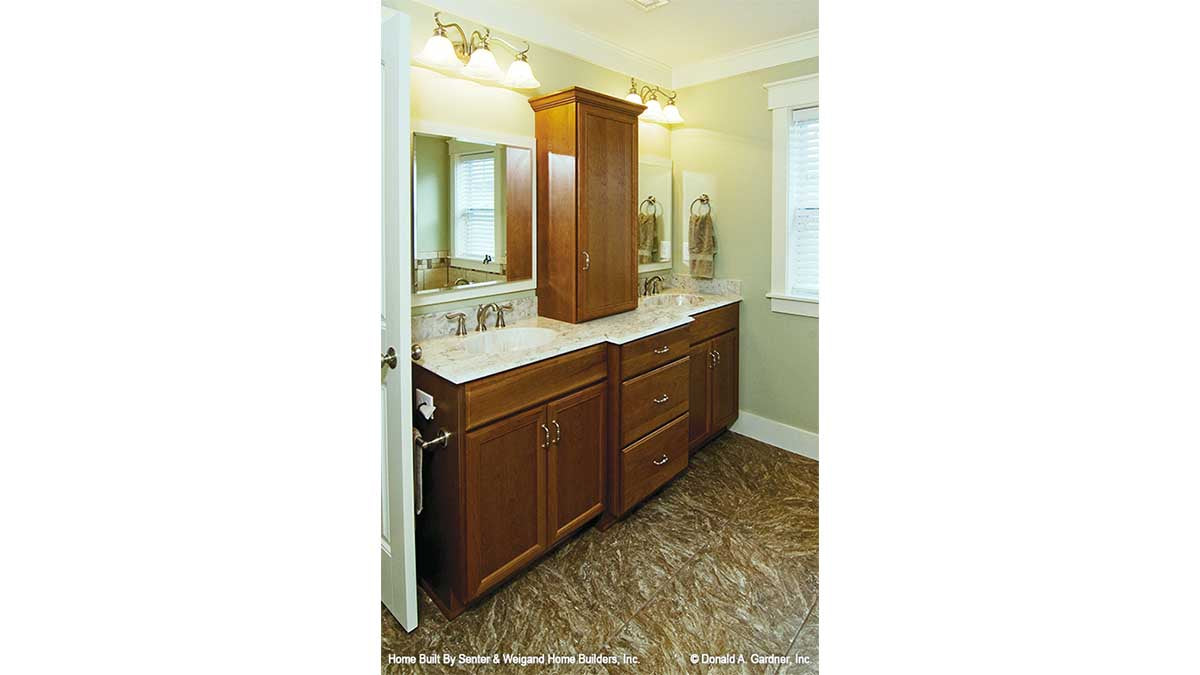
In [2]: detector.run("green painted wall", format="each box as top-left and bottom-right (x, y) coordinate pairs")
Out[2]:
(412, 134), (449, 254)
(670, 59), (819, 433)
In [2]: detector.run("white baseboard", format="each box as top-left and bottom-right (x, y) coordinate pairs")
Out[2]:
(729, 410), (819, 461)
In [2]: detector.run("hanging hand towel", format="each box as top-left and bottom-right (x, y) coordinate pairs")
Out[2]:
(637, 211), (659, 263)
(689, 211), (716, 278)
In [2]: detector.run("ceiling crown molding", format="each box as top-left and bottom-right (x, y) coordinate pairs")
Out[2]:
(412, 0), (673, 86)
(672, 30), (818, 89)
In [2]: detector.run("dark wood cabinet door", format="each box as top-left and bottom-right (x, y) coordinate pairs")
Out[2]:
(463, 406), (548, 599)
(688, 340), (712, 445)
(576, 105), (638, 321)
(546, 382), (606, 543)
(711, 331), (739, 431)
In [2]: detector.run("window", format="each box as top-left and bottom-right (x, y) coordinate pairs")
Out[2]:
(788, 107), (818, 299)
(452, 151), (495, 262)
(765, 74), (818, 317)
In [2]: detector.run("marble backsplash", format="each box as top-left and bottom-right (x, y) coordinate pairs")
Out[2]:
(409, 275), (739, 342)
(411, 294), (539, 341)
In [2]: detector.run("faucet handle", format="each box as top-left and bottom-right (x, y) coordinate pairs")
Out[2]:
(445, 312), (467, 336)
(496, 302), (514, 328)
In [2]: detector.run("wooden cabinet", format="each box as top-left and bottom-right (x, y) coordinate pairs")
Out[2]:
(530, 87), (645, 323)
(687, 303), (742, 451)
(413, 350), (607, 619)
(546, 382), (606, 544)
(463, 406), (547, 599)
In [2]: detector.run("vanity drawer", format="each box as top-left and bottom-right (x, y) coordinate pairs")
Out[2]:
(619, 357), (690, 446)
(620, 324), (692, 379)
(621, 413), (688, 511)
(465, 345), (607, 430)
(688, 303), (739, 345)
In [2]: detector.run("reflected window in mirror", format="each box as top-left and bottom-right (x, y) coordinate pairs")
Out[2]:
(412, 131), (533, 298)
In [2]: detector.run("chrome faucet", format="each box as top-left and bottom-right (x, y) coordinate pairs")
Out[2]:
(445, 311), (467, 336)
(643, 275), (665, 296)
(495, 302), (514, 328)
(476, 303), (499, 331)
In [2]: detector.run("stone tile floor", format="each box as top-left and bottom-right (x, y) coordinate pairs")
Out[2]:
(382, 431), (818, 673)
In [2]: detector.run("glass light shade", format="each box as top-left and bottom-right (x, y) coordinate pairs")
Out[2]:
(662, 103), (684, 124)
(503, 58), (540, 89)
(641, 98), (664, 122)
(462, 46), (503, 81)
(416, 34), (462, 70)
(625, 91), (643, 105)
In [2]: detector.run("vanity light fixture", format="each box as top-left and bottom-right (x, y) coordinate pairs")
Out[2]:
(624, 78), (684, 125)
(416, 11), (541, 89)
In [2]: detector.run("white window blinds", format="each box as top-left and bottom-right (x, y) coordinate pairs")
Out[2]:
(788, 107), (818, 299)
(453, 152), (495, 261)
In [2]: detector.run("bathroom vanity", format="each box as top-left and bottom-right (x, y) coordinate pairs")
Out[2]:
(407, 86), (740, 620)
(412, 295), (740, 619)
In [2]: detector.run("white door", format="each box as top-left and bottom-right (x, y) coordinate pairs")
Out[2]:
(381, 8), (417, 631)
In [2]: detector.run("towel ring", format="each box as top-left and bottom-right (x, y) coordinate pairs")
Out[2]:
(689, 194), (711, 217)
(639, 195), (662, 217)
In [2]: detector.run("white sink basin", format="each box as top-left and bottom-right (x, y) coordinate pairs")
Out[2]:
(463, 327), (557, 355)
(640, 293), (707, 308)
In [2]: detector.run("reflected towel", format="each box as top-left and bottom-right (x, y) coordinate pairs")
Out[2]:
(638, 212), (660, 264)
(689, 212), (716, 278)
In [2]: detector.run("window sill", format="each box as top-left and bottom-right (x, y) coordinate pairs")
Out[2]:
(766, 292), (818, 317)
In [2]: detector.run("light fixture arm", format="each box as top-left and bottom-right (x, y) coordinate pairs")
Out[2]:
(433, 11), (530, 61)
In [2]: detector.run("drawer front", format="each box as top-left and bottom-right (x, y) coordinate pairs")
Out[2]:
(620, 323), (692, 380)
(688, 303), (739, 345)
(621, 414), (689, 511)
(465, 345), (606, 430)
(619, 357), (690, 447)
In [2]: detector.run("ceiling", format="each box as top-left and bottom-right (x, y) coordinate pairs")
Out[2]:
(507, 0), (818, 68)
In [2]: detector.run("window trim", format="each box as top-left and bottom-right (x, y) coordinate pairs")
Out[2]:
(765, 74), (819, 317)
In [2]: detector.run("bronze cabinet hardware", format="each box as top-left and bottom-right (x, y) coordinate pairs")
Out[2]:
(381, 346), (398, 370)
(652, 345), (670, 354)
(652, 454), (669, 466)
(581, 250), (590, 271)
(653, 394), (670, 404)
(541, 423), (551, 448)
(551, 419), (561, 443)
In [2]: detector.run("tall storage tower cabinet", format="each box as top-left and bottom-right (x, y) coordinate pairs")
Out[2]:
(529, 87), (645, 323)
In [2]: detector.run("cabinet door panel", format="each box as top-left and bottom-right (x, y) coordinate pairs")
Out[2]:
(546, 382), (606, 543)
(711, 331), (739, 431)
(464, 406), (547, 599)
(577, 106), (637, 320)
(688, 340), (711, 445)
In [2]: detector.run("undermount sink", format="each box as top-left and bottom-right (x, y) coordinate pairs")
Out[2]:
(463, 327), (557, 354)
(640, 293), (707, 308)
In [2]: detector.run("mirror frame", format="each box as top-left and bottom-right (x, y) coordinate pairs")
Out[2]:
(410, 119), (537, 307)
(637, 155), (674, 274)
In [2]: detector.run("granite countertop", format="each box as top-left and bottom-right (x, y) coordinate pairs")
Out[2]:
(414, 290), (741, 384)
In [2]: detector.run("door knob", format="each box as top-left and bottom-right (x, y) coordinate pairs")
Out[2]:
(381, 346), (398, 370)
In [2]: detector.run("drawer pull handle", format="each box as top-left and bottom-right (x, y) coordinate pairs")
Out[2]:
(652, 346), (670, 354)
(652, 454), (669, 466)
(541, 424), (551, 448)
(653, 394), (670, 404)
(709, 350), (716, 369)
(551, 419), (561, 444)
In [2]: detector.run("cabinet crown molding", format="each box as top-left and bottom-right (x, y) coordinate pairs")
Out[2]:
(528, 86), (647, 116)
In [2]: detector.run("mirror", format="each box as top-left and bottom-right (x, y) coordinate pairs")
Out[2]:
(638, 158), (673, 273)
(412, 132), (533, 296)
